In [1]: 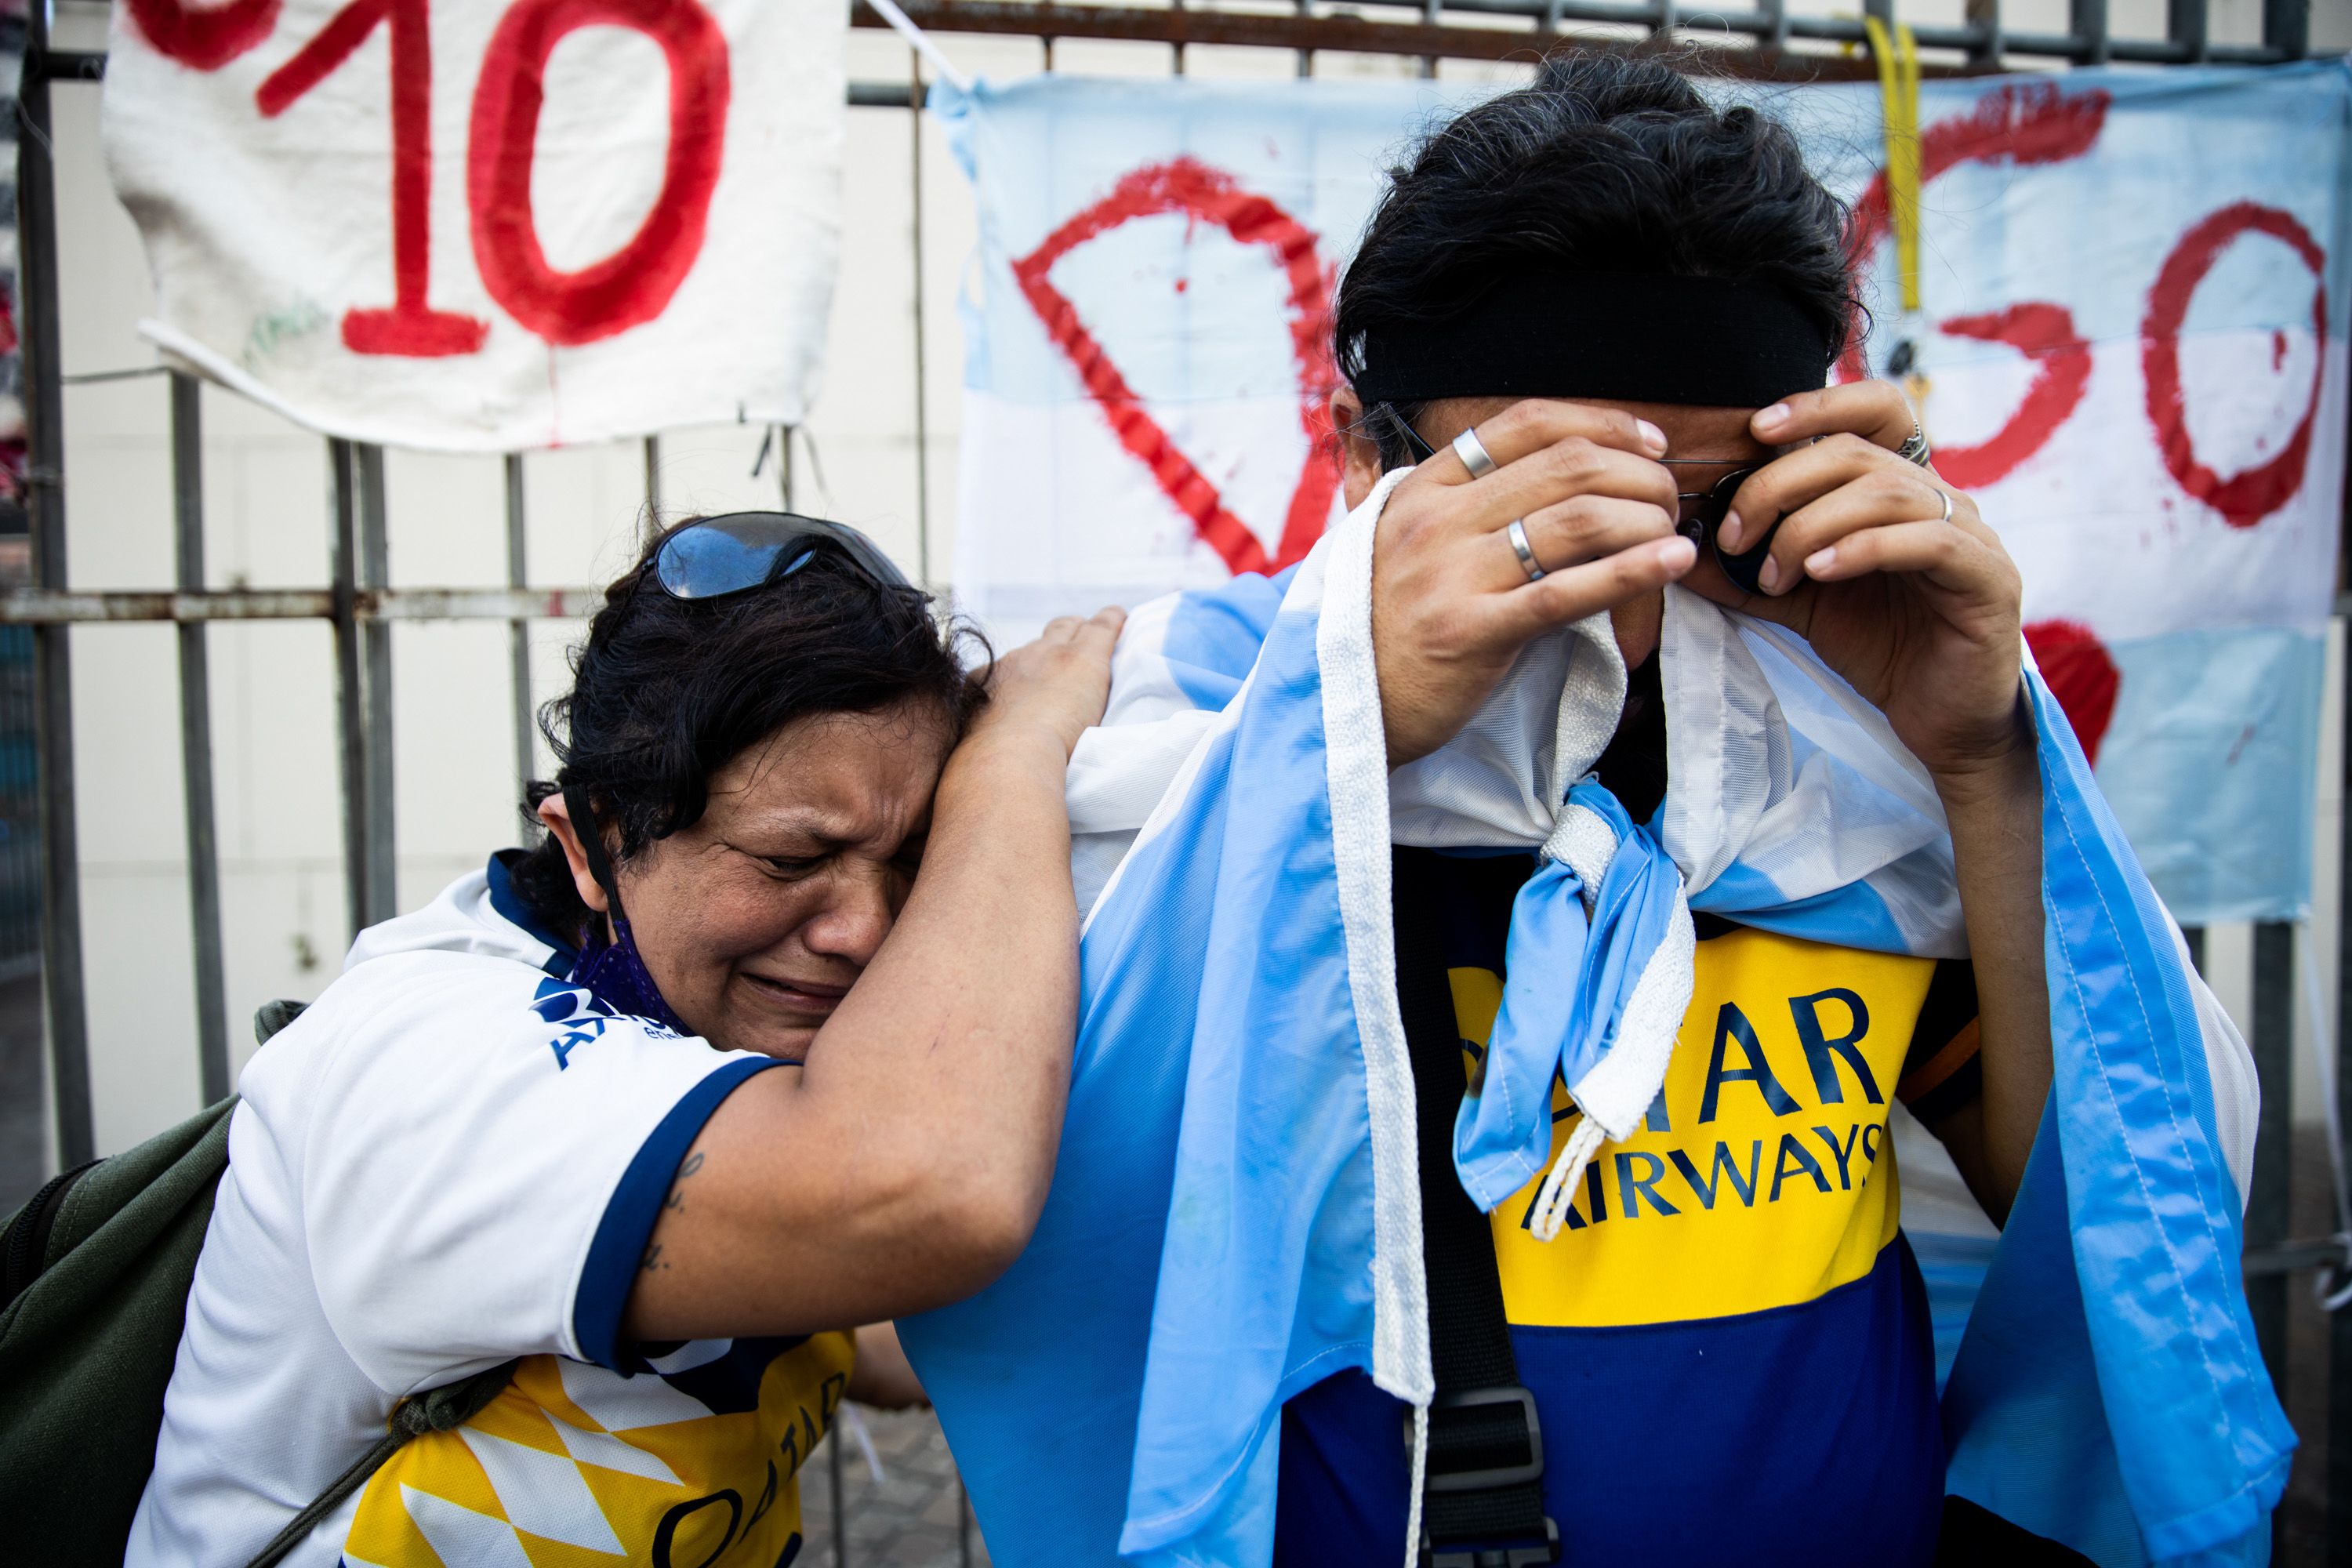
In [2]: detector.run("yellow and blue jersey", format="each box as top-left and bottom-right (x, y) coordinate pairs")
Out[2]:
(1275, 848), (1984, 1567)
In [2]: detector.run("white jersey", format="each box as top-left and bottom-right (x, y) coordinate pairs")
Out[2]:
(129, 857), (851, 1568)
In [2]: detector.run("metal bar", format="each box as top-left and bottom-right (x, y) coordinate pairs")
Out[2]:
(1297, 0), (1314, 76)
(2070, 0), (2110, 64)
(26, 47), (104, 83)
(2264, 0), (2310, 60)
(2247, 922), (2292, 1416)
(355, 445), (395, 927)
(642, 434), (662, 543)
(1755, 0), (1788, 53)
(0, 586), (604, 623)
(2183, 924), (2205, 974)
(1171, 0), (1186, 72)
(505, 456), (535, 826)
(2334, 543), (2352, 1560)
(328, 441), (368, 941)
(848, 0), (2000, 78)
(1421, 0), (1439, 77)
(2166, 0), (2208, 63)
(19, 1), (93, 1168)
(2242, 1238), (2352, 1276)
(170, 373), (230, 1105)
(828, 1429), (848, 1565)
(1963, 0), (2002, 66)
(910, 58), (934, 588)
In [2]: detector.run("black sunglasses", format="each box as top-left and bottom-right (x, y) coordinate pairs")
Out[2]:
(1374, 405), (1776, 594)
(653, 512), (910, 601)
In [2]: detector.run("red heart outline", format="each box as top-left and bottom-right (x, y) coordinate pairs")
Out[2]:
(1013, 158), (1339, 577)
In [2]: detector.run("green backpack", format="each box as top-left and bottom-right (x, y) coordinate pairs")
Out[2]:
(0, 1001), (514, 1568)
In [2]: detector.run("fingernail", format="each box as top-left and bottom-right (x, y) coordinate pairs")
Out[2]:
(1717, 510), (1744, 553)
(1759, 556), (1781, 593)
(1804, 546), (1838, 577)
(1755, 403), (1791, 433)
(1636, 419), (1668, 455)
(1660, 537), (1696, 571)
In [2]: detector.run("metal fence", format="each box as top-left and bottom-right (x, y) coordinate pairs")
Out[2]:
(9, 0), (2340, 1560)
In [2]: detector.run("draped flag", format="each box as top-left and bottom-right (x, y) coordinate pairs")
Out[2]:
(902, 472), (2282, 1568)
(101, 0), (845, 450)
(937, 63), (2350, 925)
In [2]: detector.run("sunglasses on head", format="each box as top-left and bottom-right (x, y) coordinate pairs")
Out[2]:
(1374, 405), (1775, 595)
(652, 511), (910, 602)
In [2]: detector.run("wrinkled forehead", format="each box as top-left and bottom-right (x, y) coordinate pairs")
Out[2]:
(707, 702), (956, 837)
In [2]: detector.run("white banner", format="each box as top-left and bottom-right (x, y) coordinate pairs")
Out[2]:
(939, 65), (2352, 922)
(102, 0), (845, 451)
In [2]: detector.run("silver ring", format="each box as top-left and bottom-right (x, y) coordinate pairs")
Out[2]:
(1453, 427), (1498, 480)
(1507, 519), (1544, 581)
(1896, 422), (1933, 468)
(1933, 485), (1955, 524)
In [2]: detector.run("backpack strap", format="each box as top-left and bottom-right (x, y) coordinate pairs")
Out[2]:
(242, 1359), (519, 1568)
(1393, 849), (1559, 1568)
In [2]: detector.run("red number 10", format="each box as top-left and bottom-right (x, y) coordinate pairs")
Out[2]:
(256, 0), (488, 356)
(131, 0), (728, 359)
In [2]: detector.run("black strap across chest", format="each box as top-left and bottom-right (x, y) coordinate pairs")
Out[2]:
(1393, 849), (1560, 1568)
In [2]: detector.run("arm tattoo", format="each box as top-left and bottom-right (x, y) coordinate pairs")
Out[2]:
(661, 1149), (708, 1214)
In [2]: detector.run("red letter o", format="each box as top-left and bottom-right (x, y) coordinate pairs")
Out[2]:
(466, 0), (730, 347)
(125, 0), (281, 71)
(2141, 201), (2328, 530)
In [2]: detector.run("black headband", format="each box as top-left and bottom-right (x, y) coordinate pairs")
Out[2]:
(1349, 270), (1836, 410)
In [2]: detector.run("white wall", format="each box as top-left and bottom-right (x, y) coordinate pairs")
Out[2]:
(35, 0), (2352, 1159)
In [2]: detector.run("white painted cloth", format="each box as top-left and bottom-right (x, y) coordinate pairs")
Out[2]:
(102, 0), (845, 450)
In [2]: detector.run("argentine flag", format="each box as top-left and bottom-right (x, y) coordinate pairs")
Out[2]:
(899, 470), (2288, 1567)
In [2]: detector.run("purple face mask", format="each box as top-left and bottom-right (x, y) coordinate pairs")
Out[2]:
(570, 914), (692, 1038)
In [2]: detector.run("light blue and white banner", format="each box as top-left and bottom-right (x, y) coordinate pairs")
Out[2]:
(938, 63), (2352, 924)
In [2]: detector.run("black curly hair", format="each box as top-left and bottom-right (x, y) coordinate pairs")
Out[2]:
(1335, 52), (1858, 468)
(508, 520), (987, 947)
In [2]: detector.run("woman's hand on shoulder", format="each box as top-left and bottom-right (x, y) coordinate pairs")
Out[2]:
(1684, 379), (2030, 793)
(970, 607), (1127, 760)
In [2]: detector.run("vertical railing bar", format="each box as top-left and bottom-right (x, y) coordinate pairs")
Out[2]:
(504, 453), (535, 827)
(828, 1427), (848, 1566)
(1964, 0), (2002, 65)
(2181, 924), (2205, 975)
(911, 53), (933, 588)
(354, 444), (395, 927)
(1171, 0), (1186, 72)
(642, 433), (662, 543)
(2247, 920), (2292, 1558)
(328, 439), (368, 942)
(2166, 0), (2207, 62)
(781, 426), (797, 513)
(1754, 0), (1786, 52)
(2334, 582), (2352, 1563)
(2069, 0), (2110, 63)
(1420, 0), (1439, 77)
(1296, 0), (1313, 74)
(2263, 0), (2308, 59)
(958, 1475), (973, 1567)
(171, 372), (230, 1103)
(18, 0), (93, 1167)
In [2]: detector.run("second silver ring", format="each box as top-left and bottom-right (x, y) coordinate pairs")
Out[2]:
(1454, 427), (1498, 480)
(1507, 519), (1545, 582)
